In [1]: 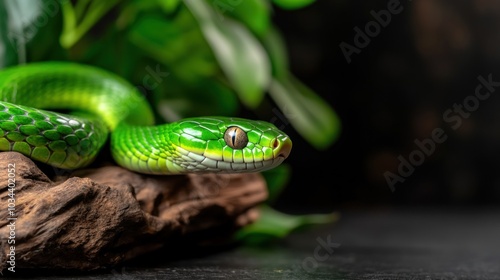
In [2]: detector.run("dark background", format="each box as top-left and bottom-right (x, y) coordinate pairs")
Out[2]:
(270, 0), (500, 213)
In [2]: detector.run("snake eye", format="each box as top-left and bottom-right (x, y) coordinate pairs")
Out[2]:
(224, 126), (248, 149)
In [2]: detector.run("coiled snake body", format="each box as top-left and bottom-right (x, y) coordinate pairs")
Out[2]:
(0, 62), (292, 174)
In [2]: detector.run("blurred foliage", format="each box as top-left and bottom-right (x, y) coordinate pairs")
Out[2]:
(236, 205), (340, 246)
(0, 0), (340, 148)
(0, 0), (340, 244)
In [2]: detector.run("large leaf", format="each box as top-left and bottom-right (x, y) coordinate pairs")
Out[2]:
(269, 75), (341, 150)
(261, 26), (341, 149)
(184, 0), (271, 108)
(236, 205), (339, 245)
(127, 9), (239, 119)
(260, 26), (289, 78)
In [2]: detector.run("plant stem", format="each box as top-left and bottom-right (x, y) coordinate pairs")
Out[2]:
(60, 0), (120, 49)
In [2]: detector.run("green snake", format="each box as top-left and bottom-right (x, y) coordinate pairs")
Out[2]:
(0, 62), (292, 174)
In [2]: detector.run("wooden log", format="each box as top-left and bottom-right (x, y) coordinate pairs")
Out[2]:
(0, 152), (267, 270)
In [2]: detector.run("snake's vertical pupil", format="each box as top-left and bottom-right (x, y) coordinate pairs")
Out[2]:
(224, 126), (248, 149)
(231, 129), (236, 144)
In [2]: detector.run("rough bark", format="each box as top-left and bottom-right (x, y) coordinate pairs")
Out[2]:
(0, 152), (267, 270)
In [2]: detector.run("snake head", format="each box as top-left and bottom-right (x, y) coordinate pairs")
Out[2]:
(169, 117), (292, 173)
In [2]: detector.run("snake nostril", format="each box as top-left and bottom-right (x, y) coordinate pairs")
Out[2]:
(276, 138), (292, 159)
(272, 139), (279, 149)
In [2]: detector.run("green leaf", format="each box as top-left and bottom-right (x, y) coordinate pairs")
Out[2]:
(269, 75), (341, 150)
(60, 0), (120, 48)
(261, 23), (340, 149)
(128, 11), (218, 82)
(236, 205), (339, 246)
(260, 26), (289, 78)
(184, 0), (271, 108)
(272, 0), (316, 10)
